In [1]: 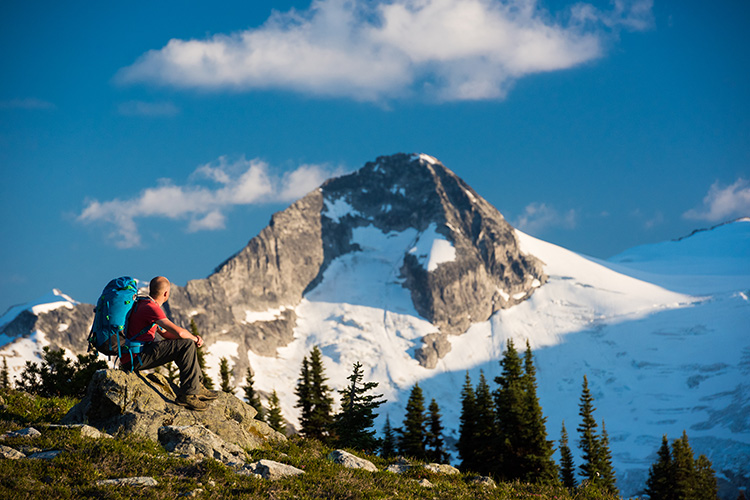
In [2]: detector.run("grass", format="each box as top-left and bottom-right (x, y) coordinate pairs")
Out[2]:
(0, 388), (625, 499)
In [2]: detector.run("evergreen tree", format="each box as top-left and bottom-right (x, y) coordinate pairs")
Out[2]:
(295, 355), (312, 431)
(520, 341), (558, 484)
(695, 453), (718, 500)
(219, 357), (233, 393)
(597, 422), (618, 494)
(399, 383), (427, 460)
(671, 431), (697, 500)
(296, 346), (334, 442)
(559, 421), (577, 489)
(333, 361), (385, 453)
(645, 435), (672, 500)
(577, 375), (600, 482)
(380, 415), (397, 459)
(474, 370), (497, 475)
(17, 346), (106, 398)
(243, 367), (264, 420)
(426, 399), (449, 463)
(265, 389), (286, 434)
(190, 319), (214, 390)
(1, 357), (10, 389)
(457, 371), (478, 472)
(576, 376), (617, 494)
(493, 339), (526, 480)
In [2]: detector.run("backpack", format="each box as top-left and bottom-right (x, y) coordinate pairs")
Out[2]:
(88, 276), (139, 357)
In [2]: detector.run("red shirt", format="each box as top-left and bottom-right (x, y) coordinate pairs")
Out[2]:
(127, 298), (166, 342)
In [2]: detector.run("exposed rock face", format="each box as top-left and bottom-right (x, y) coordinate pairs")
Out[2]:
(62, 369), (285, 449)
(166, 153), (545, 368)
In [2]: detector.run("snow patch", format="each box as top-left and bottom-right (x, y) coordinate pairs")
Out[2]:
(408, 223), (456, 272)
(322, 196), (364, 223)
(244, 306), (291, 324)
(1, 289), (79, 327)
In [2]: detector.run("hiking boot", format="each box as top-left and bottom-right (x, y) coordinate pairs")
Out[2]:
(196, 385), (220, 401)
(176, 394), (209, 411)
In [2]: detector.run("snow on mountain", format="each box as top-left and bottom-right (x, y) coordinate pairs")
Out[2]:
(242, 219), (748, 498)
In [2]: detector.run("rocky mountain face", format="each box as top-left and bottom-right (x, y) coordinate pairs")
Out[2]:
(165, 153), (546, 370)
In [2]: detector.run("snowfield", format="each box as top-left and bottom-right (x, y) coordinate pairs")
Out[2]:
(1, 219), (748, 497)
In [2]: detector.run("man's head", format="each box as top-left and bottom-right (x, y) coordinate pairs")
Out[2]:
(149, 276), (171, 304)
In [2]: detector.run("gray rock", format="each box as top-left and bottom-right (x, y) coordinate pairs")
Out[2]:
(0, 445), (25, 459)
(47, 424), (113, 439)
(327, 449), (378, 472)
(27, 450), (63, 460)
(3, 427), (41, 439)
(96, 476), (159, 487)
(158, 425), (246, 465)
(469, 475), (497, 488)
(62, 369), (285, 450)
(238, 459), (305, 480)
(416, 478), (434, 488)
(385, 457), (413, 474)
(424, 463), (460, 475)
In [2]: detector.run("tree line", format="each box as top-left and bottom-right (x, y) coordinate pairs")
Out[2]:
(1, 328), (721, 499)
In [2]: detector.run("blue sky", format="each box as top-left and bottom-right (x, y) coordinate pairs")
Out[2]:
(1, 0), (748, 312)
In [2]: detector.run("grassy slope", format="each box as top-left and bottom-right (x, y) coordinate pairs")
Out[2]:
(0, 389), (624, 500)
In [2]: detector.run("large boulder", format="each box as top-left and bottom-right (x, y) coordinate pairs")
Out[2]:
(62, 369), (285, 450)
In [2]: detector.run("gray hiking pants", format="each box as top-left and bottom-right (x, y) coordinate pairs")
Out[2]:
(134, 339), (203, 395)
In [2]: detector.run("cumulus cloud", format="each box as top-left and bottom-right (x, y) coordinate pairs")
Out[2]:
(683, 178), (750, 222)
(115, 0), (652, 102)
(78, 157), (344, 248)
(514, 202), (577, 235)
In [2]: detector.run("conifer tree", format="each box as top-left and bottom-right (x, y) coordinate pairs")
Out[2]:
(295, 355), (312, 430)
(400, 383), (427, 460)
(695, 453), (718, 500)
(597, 422), (618, 494)
(219, 357), (233, 393)
(458, 371), (478, 472)
(494, 339), (526, 480)
(577, 375), (600, 482)
(426, 399), (449, 463)
(520, 341), (558, 484)
(645, 435), (672, 500)
(380, 415), (397, 459)
(266, 389), (286, 434)
(671, 430), (696, 499)
(576, 376), (617, 494)
(190, 319), (214, 390)
(474, 370), (497, 475)
(333, 361), (385, 453)
(559, 421), (577, 489)
(243, 367), (264, 420)
(1, 357), (9, 389)
(296, 346), (334, 442)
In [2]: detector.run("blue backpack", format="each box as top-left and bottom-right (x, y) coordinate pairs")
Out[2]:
(88, 276), (139, 358)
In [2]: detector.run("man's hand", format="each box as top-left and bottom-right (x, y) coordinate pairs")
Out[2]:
(195, 335), (204, 348)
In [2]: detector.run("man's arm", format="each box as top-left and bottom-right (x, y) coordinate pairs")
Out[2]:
(155, 318), (204, 348)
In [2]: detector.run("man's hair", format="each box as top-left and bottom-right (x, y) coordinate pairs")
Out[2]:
(149, 276), (171, 299)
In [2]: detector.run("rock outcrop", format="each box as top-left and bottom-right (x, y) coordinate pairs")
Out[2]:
(62, 369), (285, 449)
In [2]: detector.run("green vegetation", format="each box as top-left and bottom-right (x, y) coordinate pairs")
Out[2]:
(0, 387), (626, 500)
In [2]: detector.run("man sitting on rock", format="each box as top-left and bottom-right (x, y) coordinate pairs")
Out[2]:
(124, 276), (219, 411)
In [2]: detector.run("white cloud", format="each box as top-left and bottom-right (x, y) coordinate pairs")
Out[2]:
(514, 202), (577, 235)
(78, 157), (344, 248)
(115, 0), (652, 102)
(683, 178), (750, 222)
(117, 100), (180, 117)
